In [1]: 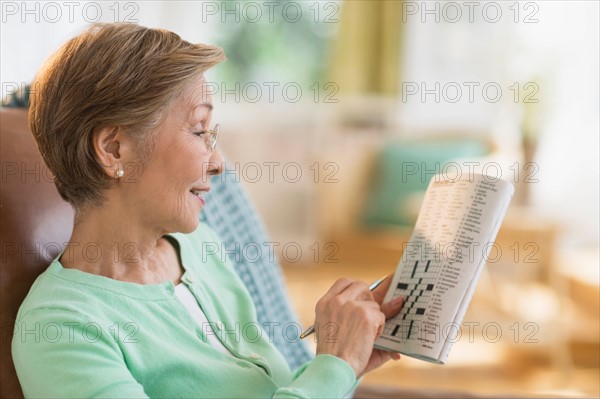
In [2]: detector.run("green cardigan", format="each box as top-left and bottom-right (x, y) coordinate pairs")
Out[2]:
(12, 224), (357, 398)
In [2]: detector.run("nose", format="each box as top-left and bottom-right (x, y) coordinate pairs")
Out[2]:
(207, 147), (225, 176)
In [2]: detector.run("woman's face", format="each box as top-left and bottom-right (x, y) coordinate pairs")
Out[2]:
(122, 77), (223, 235)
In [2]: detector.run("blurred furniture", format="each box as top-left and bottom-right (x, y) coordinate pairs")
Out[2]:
(315, 132), (491, 264)
(1, 109), (78, 397)
(312, 126), (596, 379)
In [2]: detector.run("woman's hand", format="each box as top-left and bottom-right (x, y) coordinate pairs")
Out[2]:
(361, 274), (405, 376)
(314, 275), (404, 377)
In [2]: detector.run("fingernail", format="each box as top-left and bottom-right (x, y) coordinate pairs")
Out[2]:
(391, 296), (404, 306)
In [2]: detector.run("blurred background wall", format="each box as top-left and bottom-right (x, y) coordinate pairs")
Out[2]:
(2, 1), (598, 397)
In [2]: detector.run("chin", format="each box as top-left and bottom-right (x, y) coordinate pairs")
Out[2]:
(173, 213), (200, 234)
(181, 218), (200, 234)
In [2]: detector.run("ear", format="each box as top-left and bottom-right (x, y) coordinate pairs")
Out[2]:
(93, 126), (133, 178)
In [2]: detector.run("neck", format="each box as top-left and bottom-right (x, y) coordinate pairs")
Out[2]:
(61, 200), (176, 285)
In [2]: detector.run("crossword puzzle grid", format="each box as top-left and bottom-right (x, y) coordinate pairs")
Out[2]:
(384, 259), (439, 340)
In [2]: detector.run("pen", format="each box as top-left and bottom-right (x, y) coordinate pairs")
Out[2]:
(299, 275), (389, 340)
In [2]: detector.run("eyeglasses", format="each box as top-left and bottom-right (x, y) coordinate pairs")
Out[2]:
(203, 123), (220, 152)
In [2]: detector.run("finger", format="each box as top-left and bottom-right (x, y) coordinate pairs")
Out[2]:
(377, 349), (400, 364)
(375, 310), (386, 337)
(362, 349), (400, 376)
(372, 274), (394, 303)
(353, 301), (384, 332)
(379, 296), (405, 319)
(321, 278), (355, 300)
(339, 281), (374, 301)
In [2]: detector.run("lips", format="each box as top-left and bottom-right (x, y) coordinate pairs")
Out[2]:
(189, 187), (209, 205)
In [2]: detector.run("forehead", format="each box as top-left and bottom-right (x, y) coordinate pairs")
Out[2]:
(172, 77), (213, 121)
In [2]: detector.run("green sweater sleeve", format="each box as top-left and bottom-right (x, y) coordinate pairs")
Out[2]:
(12, 308), (149, 398)
(274, 354), (358, 399)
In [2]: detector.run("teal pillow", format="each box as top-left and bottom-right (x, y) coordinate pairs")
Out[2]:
(362, 139), (488, 227)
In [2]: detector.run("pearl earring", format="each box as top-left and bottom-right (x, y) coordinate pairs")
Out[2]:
(116, 169), (124, 178)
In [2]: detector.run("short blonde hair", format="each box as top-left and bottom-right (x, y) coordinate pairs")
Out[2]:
(29, 23), (225, 210)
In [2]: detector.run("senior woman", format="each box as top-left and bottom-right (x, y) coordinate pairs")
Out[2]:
(12, 23), (404, 398)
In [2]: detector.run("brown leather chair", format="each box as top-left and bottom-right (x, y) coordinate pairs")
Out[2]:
(1, 108), (74, 397)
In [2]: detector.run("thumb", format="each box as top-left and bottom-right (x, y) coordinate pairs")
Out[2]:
(380, 296), (405, 319)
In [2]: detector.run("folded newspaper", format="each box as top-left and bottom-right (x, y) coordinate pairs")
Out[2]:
(374, 173), (514, 364)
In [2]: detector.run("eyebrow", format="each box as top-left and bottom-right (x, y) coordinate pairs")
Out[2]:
(187, 102), (213, 122)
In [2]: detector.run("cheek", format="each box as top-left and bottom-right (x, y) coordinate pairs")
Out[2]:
(166, 189), (193, 220)
(140, 137), (209, 193)
(175, 139), (211, 171)
(174, 192), (188, 211)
